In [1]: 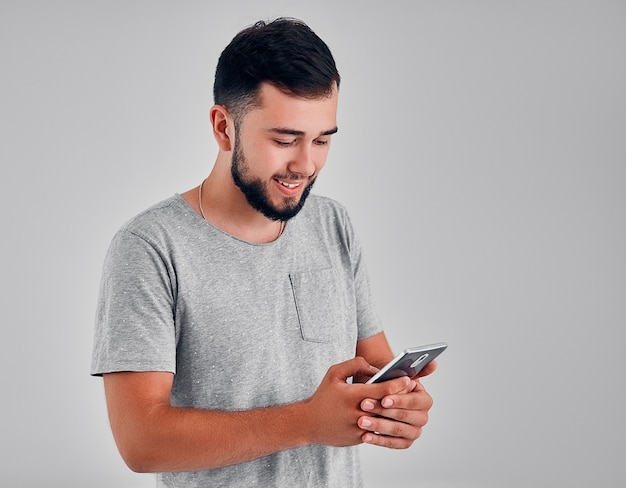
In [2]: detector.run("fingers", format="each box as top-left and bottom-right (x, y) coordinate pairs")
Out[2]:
(358, 381), (433, 449)
(306, 357), (385, 447)
(416, 359), (437, 378)
(315, 358), (434, 449)
(362, 375), (415, 398)
(358, 416), (424, 449)
(364, 376), (428, 406)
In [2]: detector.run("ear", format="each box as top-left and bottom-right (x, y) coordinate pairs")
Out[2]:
(210, 105), (234, 151)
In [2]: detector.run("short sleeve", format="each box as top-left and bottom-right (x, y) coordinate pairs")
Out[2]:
(91, 229), (177, 376)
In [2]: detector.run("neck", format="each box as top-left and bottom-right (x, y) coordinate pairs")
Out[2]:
(182, 166), (285, 244)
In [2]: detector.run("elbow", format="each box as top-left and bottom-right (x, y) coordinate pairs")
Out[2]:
(126, 461), (158, 474)
(119, 447), (162, 474)
(114, 434), (166, 473)
(122, 452), (153, 474)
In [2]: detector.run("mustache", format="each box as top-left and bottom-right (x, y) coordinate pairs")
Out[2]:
(273, 173), (316, 181)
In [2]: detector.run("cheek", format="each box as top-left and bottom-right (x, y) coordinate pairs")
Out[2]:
(243, 140), (281, 170)
(314, 147), (331, 172)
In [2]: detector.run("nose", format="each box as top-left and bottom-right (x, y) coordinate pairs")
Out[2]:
(287, 144), (316, 178)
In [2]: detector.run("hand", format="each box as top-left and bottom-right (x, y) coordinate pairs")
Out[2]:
(416, 359), (437, 378)
(303, 357), (420, 448)
(357, 375), (434, 449)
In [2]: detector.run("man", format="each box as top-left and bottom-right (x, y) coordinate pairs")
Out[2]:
(92, 17), (436, 487)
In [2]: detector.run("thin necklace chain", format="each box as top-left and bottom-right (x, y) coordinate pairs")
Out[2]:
(198, 178), (285, 239)
(198, 177), (208, 220)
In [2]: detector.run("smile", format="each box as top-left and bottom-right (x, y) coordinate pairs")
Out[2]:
(277, 179), (301, 189)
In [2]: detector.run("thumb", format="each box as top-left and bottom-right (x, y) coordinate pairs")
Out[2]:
(327, 356), (379, 382)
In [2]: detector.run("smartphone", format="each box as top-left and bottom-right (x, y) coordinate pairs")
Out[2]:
(366, 342), (447, 384)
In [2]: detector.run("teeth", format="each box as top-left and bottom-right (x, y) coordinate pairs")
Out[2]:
(279, 180), (299, 189)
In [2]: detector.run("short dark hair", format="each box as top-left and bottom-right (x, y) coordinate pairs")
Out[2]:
(213, 18), (340, 121)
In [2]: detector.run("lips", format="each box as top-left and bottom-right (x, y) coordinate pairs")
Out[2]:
(274, 178), (304, 196)
(278, 180), (300, 189)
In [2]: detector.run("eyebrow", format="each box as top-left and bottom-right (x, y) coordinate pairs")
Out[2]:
(268, 127), (339, 137)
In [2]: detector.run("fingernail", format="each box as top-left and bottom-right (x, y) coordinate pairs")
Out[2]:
(382, 398), (393, 408)
(360, 417), (372, 427)
(362, 400), (375, 411)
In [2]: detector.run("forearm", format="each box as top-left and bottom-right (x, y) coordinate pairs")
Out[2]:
(113, 399), (313, 473)
(104, 358), (401, 473)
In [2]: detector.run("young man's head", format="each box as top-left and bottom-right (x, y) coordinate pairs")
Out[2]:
(214, 17), (340, 125)
(212, 18), (340, 222)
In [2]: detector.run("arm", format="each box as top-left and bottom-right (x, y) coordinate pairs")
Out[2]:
(355, 331), (395, 370)
(355, 331), (437, 449)
(103, 357), (413, 473)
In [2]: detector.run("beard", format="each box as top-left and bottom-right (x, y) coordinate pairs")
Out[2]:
(230, 141), (315, 222)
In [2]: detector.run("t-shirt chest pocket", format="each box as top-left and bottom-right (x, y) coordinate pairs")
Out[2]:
(289, 269), (347, 343)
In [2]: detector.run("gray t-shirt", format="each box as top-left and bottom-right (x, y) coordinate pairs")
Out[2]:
(91, 193), (383, 487)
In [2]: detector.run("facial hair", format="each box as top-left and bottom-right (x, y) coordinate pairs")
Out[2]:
(230, 141), (315, 222)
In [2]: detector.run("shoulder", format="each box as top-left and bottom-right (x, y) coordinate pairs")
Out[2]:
(108, 195), (198, 254)
(117, 195), (193, 237)
(120, 194), (184, 227)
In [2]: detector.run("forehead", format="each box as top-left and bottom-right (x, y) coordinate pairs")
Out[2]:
(242, 82), (338, 133)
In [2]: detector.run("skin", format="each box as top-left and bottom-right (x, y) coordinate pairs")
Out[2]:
(103, 82), (436, 473)
(186, 82), (339, 243)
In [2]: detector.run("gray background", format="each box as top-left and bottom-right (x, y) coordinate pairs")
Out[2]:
(1, 1), (624, 487)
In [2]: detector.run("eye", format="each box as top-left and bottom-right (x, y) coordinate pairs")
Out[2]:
(274, 139), (295, 147)
(314, 138), (330, 146)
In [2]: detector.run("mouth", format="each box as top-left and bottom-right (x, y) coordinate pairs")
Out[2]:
(274, 177), (305, 196)
(277, 179), (301, 189)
